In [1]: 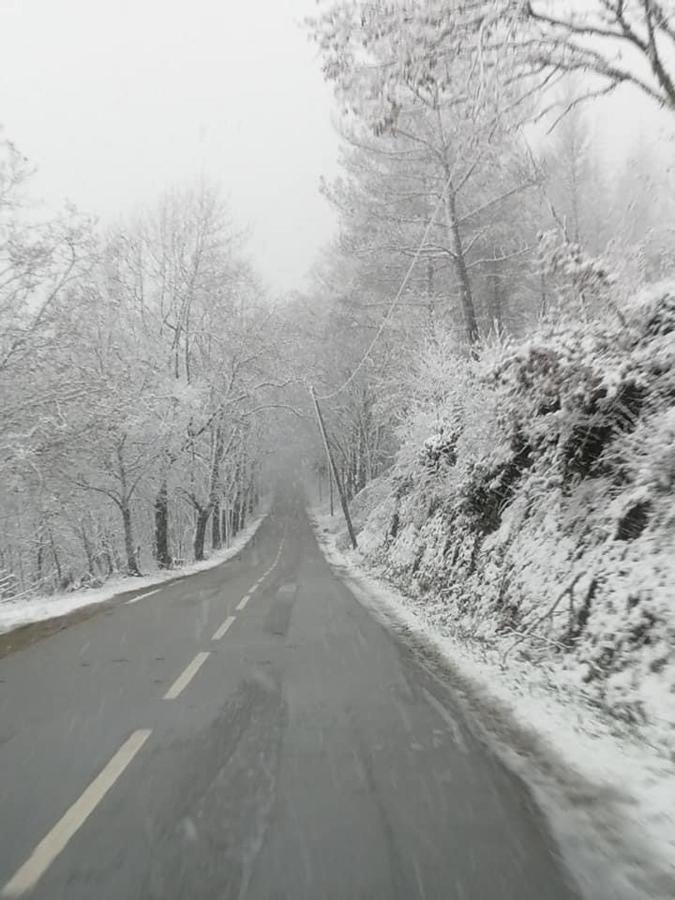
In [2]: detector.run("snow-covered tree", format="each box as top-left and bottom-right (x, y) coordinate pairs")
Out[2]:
(310, 0), (540, 345)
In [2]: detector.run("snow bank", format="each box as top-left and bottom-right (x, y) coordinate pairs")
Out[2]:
(0, 512), (268, 635)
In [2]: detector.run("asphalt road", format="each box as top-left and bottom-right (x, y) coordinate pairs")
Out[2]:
(0, 495), (580, 899)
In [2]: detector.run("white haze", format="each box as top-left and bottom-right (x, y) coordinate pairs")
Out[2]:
(0, 0), (339, 292)
(1, 0), (673, 294)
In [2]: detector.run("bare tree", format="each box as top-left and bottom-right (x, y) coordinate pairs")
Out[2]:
(514, 1), (675, 115)
(310, 2), (539, 344)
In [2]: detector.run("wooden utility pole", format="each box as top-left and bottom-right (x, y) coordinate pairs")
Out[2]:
(329, 465), (334, 517)
(310, 386), (358, 549)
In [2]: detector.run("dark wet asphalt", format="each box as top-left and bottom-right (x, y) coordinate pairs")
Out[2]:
(0, 496), (580, 899)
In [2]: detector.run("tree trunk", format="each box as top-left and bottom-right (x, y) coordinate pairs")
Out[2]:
(540, 268), (548, 318)
(154, 479), (171, 568)
(36, 536), (44, 590)
(121, 502), (140, 576)
(238, 490), (247, 532)
(444, 186), (479, 344)
(100, 543), (113, 577)
(116, 442), (140, 575)
(80, 526), (96, 578)
(194, 508), (210, 562)
(196, 421), (223, 557)
(102, 530), (119, 575)
(212, 501), (222, 550)
(36, 521), (46, 589)
(426, 258), (436, 330)
(49, 528), (63, 588)
(310, 385), (358, 549)
(489, 255), (503, 333)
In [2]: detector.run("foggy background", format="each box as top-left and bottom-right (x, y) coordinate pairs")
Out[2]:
(2, 0), (672, 296)
(0, 0), (339, 292)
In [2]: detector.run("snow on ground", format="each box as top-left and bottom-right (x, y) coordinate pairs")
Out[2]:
(0, 512), (268, 635)
(310, 508), (675, 900)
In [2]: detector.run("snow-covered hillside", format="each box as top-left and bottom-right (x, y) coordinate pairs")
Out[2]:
(340, 285), (675, 749)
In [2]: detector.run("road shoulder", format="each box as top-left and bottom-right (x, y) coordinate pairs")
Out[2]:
(309, 509), (675, 900)
(0, 513), (269, 658)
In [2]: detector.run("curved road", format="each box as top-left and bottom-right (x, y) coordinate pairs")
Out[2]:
(0, 496), (580, 899)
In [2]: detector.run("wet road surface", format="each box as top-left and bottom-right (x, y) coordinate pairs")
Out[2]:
(0, 497), (580, 899)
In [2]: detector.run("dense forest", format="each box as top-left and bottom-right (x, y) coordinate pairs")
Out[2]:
(0, 172), (291, 597)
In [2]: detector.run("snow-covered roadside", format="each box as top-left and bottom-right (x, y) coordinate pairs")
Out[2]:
(0, 512), (268, 635)
(310, 508), (675, 900)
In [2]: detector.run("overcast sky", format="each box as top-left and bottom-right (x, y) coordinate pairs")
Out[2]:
(0, 0), (339, 292)
(1, 1), (673, 295)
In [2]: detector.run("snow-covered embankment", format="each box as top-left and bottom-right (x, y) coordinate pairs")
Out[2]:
(311, 286), (675, 899)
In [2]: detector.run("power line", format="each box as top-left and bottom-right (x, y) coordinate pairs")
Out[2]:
(316, 173), (454, 401)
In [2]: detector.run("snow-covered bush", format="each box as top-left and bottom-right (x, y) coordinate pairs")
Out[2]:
(353, 285), (675, 742)
(539, 229), (616, 315)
